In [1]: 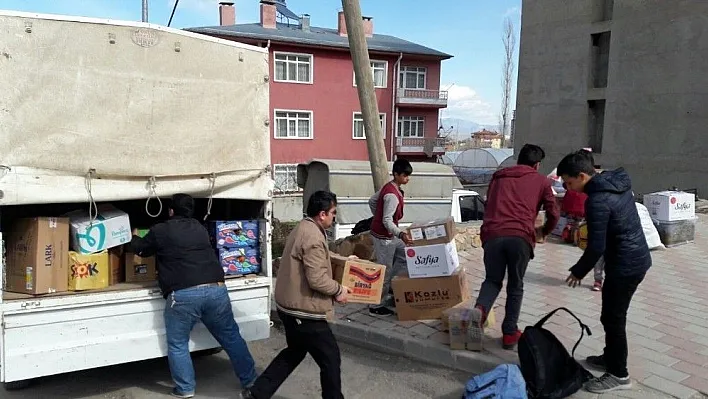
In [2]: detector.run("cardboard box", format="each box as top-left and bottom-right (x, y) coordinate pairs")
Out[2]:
(406, 217), (455, 247)
(442, 299), (496, 331)
(208, 220), (259, 249)
(644, 191), (695, 222)
(392, 268), (469, 321)
(330, 254), (386, 305)
(68, 250), (109, 291)
(5, 217), (70, 295)
(108, 246), (125, 285)
(67, 205), (132, 254)
(218, 246), (261, 275)
(125, 252), (157, 282)
(404, 241), (459, 278)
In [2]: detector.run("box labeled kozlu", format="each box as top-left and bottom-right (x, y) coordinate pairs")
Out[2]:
(208, 220), (259, 249)
(218, 247), (261, 275)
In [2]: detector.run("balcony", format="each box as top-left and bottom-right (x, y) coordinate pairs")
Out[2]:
(396, 137), (447, 156)
(396, 89), (448, 108)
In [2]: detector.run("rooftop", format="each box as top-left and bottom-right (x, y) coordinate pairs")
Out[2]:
(185, 22), (453, 59)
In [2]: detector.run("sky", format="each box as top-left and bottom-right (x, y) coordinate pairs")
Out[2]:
(1, 0), (521, 127)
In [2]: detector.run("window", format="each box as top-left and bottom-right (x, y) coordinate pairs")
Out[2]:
(353, 112), (386, 139)
(273, 164), (300, 193)
(274, 52), (313, 83)
(590, 32), (611, 88)
(397, 116), (425, 138)
(353, 60), (388, 88)
(274, 110), (313, 139)
(399, 66), (427, 89)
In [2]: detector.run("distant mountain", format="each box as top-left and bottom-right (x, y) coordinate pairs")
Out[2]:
(440, 118), (498, 139)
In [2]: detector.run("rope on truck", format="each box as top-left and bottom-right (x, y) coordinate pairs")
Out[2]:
(84, 168), (98, 225)
(145, 176), (163, 218)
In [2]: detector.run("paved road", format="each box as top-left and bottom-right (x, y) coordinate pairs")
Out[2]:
(2, 325), (470, 399)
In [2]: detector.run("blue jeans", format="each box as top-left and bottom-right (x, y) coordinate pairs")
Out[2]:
(164, 284), (257, 394)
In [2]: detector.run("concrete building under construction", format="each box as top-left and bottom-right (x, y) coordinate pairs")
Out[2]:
(514, 0), (708, 196)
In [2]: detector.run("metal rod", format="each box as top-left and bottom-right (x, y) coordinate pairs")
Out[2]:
(142, 0), (148, 22)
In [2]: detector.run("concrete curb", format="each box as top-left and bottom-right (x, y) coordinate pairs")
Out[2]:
(269, 308), (705, 399)
(269, 308), (502, 376)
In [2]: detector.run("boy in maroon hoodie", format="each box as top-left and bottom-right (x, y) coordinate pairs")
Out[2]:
(471, 144), (559, 349)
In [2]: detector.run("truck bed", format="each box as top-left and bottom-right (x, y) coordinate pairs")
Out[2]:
(1, 274), (259, 301)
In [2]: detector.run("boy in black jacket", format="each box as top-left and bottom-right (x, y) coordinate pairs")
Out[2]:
(557, 152), (652, 394)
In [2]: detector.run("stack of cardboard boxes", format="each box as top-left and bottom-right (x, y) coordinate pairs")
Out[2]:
(391, 217), (469, 321)
(644, 191), (696, 246)
(3, 205), (157, 296)
(208, 220), (262, 276)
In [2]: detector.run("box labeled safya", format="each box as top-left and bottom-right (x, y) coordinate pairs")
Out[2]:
(330, 254), (386, 305)
(643, 191), (695, 222)
(404, 241), (459, 279)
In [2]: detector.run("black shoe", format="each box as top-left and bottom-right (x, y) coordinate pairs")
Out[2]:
(240, 389), (255, 399)
(369, 306), (395, 316)
(586, 354), (607, 371)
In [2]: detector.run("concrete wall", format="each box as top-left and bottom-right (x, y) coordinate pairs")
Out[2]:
(272, 194), (304, 222)
(515, 0), (708, 197)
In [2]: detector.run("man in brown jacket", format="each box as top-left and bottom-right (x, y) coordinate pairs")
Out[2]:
(242, 190), (349, 399)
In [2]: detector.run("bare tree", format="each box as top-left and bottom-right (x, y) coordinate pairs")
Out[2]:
(499, 17), (517, 148)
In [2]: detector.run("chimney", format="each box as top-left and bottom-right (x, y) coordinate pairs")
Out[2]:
(218, 2), (235, 26)
(363, 16), (373, 37)
(260, 0), (277, 29)
(301, 14), (310, 32)
(337, 11), (347, 36)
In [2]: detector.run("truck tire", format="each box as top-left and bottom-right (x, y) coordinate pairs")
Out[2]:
(4, 380), (33, 390)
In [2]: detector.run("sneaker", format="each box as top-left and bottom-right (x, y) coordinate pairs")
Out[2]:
(240, 389), (256, 399)
(592, 281), (602, 291)
(502, 330), (523, 350)
(170, 388), (195, 398)
(467, 306), (485, 351)
(584, 373), (632, 393)
(369, 306), (395, 316)
(586, 354), (606, 371)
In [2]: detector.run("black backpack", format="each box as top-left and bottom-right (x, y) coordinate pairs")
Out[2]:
(518, 307), (594, 398)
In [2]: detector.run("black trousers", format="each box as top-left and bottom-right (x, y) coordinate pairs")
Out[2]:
(602, 272), (645, 378)
(475, 236), (532, 335)
(249, 310), (343, 399)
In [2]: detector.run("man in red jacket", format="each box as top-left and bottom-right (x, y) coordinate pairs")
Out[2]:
(471, 144), (559, 349)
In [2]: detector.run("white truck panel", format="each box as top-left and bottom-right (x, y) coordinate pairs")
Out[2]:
(2, 281), (270, 382)
(0, 10), (269, 177)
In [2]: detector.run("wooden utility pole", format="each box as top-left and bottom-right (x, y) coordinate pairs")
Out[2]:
(341, 0), (389, 192)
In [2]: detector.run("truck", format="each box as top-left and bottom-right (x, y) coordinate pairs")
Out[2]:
(296, 160), (486, 240)
(0, 10), (273, 389)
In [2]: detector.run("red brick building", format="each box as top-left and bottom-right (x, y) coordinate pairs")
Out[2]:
(188, 1), (452, 192)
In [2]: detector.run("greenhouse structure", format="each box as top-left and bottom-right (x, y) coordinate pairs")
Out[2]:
(445, 148), (514, 184)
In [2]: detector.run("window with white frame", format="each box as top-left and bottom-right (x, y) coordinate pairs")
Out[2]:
(397, 116), (425, 138)
(273, 164), (300, 193)
(399, 66), (427, 89)
(274, 110), (313, 139)
(353, 113), (386, 139)
(274, 52), (313, 83)
(353, 60), (388, 88)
